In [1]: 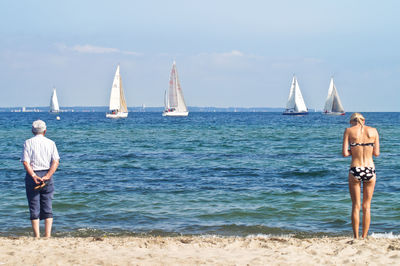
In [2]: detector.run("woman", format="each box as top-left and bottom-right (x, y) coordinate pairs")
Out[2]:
(342, 113), (380, 239)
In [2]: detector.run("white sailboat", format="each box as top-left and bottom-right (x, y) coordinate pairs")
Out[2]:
(163, 61), (188, 117)
(106, 65), (128, 118)
(283, 75), (308, 115)
(49, 88), (60, 113)
(323, 77), (345, 115)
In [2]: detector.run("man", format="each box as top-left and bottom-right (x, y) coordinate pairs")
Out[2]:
(21, 120), (60, 238)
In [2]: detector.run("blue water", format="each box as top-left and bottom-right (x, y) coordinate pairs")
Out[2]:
(1, 112), (399, 237)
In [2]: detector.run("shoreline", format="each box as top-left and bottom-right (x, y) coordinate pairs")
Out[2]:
(1, 228), (398, 239)
(1, 235), (400, 265)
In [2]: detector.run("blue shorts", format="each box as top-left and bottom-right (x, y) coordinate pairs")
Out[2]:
(25, 170), (54, 220)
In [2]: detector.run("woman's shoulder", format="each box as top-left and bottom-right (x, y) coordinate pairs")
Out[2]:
(345, 126), (357, 132)
(365, 125), (379, 137)
(365, 125), (378, 132)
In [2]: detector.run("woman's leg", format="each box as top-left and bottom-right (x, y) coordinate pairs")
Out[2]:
(362, 177), (376, 238)
(348, 175), (361, 238)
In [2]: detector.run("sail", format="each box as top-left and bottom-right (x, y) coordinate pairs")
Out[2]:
(285, 77), (296, 110)
(119, 77), (128, 112)
(108, 65), (127, 112)
(323, 78), (335, 112)
(174, 64), (188, 112)
(331, 92), (344, 113)
(167, 62), (187, 112)
(285, 76), (307, 112)
(164, 90), (168, 109)
(50, 88), (60, 112)
(293, 79), (307, 112)
(324, 78), (344, 113)
(168, 64), (178, 108)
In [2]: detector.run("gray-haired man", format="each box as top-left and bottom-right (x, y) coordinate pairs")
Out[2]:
(21, 120), (60, 238)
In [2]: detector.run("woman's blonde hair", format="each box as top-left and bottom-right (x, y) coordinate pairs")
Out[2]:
(350, 113), (365, 132)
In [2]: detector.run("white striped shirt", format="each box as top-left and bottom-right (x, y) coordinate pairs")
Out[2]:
(21, 134), (60, 171)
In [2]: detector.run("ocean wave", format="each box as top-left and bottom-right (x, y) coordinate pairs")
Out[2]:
(370, 232), (400, 239)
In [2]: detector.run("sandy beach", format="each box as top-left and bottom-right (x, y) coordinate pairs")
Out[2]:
(1, 235), (399, 265)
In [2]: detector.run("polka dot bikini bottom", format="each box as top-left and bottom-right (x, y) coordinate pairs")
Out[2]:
(349, 167), (376, 182)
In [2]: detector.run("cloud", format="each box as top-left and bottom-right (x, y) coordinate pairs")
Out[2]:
(72, 44), (119, 54)
(196, 50), (245, 58)
(221, 50), (243, 57)
(122, 51), (142, 56)
(191, 50), (259, 71)
(56, 43), (142, 55)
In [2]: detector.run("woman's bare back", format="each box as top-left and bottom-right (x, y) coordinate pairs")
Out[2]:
(342, 125), (380, 167)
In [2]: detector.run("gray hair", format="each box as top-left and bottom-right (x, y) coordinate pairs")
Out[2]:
(32, 120), (47, 134)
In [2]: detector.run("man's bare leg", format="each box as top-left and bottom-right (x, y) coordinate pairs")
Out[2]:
(44, 218), (53, 238)
(31, 219), (40, 238)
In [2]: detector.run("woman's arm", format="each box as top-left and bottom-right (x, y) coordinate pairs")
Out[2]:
(342, 128), (351, 157)
(373, 128), (380, 157)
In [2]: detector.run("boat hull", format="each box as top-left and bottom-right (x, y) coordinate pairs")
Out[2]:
(162, 111), (188, 117)
(323, 112), (345, 116)
(106, 112), (128, 118)
(282, 111), (308, 115)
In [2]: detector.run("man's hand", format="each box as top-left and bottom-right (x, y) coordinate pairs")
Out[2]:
(32, 174), (43, 184)
(41, 175), (51, 182)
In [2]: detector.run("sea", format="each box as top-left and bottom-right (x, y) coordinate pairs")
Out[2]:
(1, 112), (399, 238)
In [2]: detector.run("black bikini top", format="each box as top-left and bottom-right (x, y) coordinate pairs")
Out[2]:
(350, 142), (374, 147)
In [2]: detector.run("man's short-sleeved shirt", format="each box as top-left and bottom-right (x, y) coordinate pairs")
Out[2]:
(21, 134), (60, 171)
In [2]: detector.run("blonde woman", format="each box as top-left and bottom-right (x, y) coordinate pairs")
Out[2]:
(342, 113), (380, 239)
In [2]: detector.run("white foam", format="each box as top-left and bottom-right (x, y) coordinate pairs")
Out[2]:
(198, 234), (295, 239)
(246, 234), (294, 239)
(370, 232), (400, 239)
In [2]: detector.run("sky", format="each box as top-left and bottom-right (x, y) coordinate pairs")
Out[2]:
(1, 0), (399, 111)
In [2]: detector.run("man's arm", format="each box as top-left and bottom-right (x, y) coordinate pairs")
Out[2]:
(42, 160), (59, 182)
(22, 161), (43, 184)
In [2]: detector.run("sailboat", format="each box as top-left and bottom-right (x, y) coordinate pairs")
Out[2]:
(323, 77), (345, 115)
(106, 65), (128, 118)
(49, 88), (60, 113)
(163, 61), (188, 117)
(283, 75), (308, 115)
